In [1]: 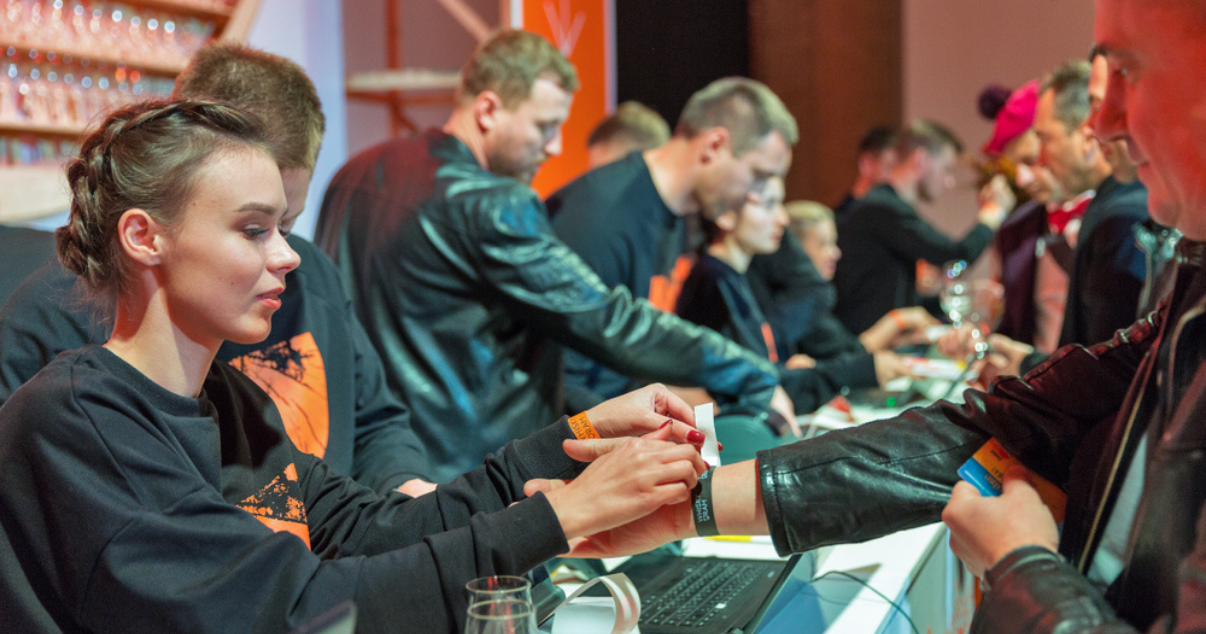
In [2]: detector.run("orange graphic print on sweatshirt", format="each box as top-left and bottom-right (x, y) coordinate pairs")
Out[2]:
(237, 463), (311, 547)
(228, 333), (330, 459)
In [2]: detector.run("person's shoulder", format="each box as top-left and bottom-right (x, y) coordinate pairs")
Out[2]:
(1, 258), (107, 336)
(3, 257), (80, 307)
(440, 168), (546, 232)
(550, 154), (646, 203)
(3, 347), (119, 426)
(1097, 179), (1150, 220)
(1001, 199), (1047, 230)
(849, 186), (910, 217)
(327, 132), (438, 196)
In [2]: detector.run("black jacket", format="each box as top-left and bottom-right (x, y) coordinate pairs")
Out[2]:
(758, 243), (1206, 633)
(0, 345), (578, 634)
(315, 131), (778, 482)
(1018, 177), (1150, 374)
(1058, 176), (1149, 348)
(833, 184), (994, 334)
(0, 236), (433, 493)
(993, 200), (1050, 345)
(0, 225), (55, 305)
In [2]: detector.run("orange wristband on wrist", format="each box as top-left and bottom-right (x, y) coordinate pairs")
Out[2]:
(568, 412), (601, 439)
(889, 309), (908, 330)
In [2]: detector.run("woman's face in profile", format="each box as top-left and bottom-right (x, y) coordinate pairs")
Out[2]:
(800, 219), (841, 281)
(154, 147), (299, 348)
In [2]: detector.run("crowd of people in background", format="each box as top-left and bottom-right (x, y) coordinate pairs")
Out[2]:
(1, 0), (1205, 631)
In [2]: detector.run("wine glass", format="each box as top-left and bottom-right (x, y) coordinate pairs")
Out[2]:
(465, 576), (532, 605)
(939, 260), (972, 327)
(464, 599), (537, 634)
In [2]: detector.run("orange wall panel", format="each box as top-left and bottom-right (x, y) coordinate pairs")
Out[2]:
(509, 0), (614, 197)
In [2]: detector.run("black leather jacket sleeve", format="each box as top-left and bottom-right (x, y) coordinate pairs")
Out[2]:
(757, 310), (1158, 555)
(465, 193), (780, 408)
(974, 506), (1206, 634)
(971, 546), (1127, 634)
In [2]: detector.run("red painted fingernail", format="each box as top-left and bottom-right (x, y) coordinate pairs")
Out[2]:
(687, 430), (705, 443)
(660, 420), (671, 429)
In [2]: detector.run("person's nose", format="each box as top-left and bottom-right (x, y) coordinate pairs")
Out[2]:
(1015, 164), (1035, 188)
(774, 205), (789, 229)
(269, 231), (301, 275)
(544, 129), (564, 158)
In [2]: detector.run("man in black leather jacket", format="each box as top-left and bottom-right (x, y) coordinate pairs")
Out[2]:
(314, 31), (788, 482)
(553, 4), (1206, 630)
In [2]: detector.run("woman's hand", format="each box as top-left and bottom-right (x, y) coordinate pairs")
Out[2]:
(942, 465), (1060, 577)
(535, 433), (708, 541)
(785, 353), (816, 370)
(861, 306), (938, 352)
(769, 386), (801, 437)
(872, 351), (913, 386)
(582, 383), (700, 444)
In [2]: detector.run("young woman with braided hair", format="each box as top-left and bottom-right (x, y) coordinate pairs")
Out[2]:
(0, 99), (708, 634)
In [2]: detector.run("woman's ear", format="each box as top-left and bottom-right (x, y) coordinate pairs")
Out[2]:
(714, 209), (739, 233)
(116, 208), (167, 267)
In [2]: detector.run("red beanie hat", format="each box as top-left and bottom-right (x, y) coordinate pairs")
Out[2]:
(982, 80), (1038, 155)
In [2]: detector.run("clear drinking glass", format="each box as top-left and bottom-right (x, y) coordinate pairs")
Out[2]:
(464, 599), (537, 634)
(938, 259), (971, 326)
(465, 576), (532, 605)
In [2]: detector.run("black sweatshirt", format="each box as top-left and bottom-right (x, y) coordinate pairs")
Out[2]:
(677, 254), (874, 413)
(0, 346), (581, 634)
(833, 184), (994, 334)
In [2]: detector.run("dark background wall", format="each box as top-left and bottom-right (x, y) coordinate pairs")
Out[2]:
(614, 0), (750, 129)
(614, 0), (903, 209)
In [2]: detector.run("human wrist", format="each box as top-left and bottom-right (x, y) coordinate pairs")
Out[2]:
(690, 467), (719, 536)
(978, 203), (1004, 230)
(568, 411), (602, 440)
(544, 483), (590, 540)
(888, 309), (909, 331)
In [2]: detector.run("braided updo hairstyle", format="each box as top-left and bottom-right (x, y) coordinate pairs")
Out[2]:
(55, 99), (272, 303)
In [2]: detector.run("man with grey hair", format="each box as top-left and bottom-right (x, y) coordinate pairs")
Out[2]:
(316, 33), (789, 480)
(967, 59), (1150, 381)
(549, 77), (801, 431)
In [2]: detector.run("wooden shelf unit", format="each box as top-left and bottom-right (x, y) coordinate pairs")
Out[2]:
(0, 0), (260, 224)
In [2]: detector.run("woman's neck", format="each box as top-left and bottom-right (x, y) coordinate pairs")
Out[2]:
(105, 289), (218, 398)
(707, 239), (752, 273)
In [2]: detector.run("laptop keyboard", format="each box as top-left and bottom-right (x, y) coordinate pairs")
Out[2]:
(639, 559), (773, 630)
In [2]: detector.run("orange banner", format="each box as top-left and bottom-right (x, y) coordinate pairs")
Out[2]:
(507, 0), (614, 198)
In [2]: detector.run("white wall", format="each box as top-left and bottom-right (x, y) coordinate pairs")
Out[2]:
(902, 0), (1094, 238)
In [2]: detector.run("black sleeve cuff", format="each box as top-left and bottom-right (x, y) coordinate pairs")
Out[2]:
(982, 545), (1063, 593)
